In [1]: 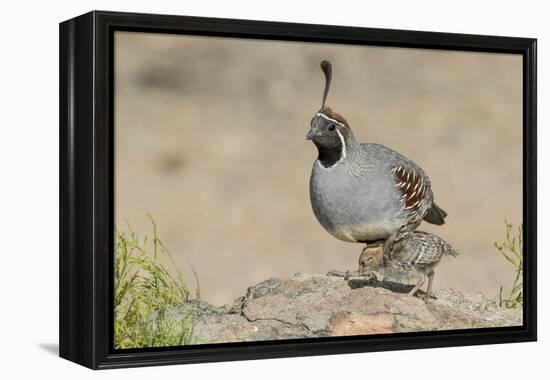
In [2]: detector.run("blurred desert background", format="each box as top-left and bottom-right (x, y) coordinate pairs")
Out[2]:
(115, 31), (522, 306)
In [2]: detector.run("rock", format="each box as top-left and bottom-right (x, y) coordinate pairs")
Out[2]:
(329, 312), (396, 335)
(173, 273), (522, 344)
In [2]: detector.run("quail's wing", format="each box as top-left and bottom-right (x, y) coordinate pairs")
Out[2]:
(362, 143), (433, 214)
(391, 163), (432, 213)
(386, 233), (422, 270)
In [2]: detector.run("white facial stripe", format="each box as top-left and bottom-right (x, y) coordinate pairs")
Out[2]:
(316, 112), (346, 127)
(336, 129), (347, 159)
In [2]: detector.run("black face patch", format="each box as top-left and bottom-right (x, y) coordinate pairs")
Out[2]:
(316, 139), (343, 168)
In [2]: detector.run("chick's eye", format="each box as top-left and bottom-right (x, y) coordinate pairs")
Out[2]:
(328, 124), (336, 131)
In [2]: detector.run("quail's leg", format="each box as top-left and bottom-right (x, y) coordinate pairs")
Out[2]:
(424, 270), (435, 300)
(408, 273), (426, 297)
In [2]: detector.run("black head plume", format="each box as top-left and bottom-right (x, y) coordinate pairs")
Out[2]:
(320, 60), (332, 109)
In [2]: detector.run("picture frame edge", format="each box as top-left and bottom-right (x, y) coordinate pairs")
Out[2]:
(59, 10), (537, 370)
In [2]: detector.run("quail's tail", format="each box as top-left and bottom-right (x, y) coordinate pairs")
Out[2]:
(441, 241), (460, 257)
(423, 202), (448, 225)
(447, 247), (460, 257)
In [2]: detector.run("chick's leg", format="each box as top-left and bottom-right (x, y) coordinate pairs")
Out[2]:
(408, 272), (426, 297)
(424, 270), (435, 300)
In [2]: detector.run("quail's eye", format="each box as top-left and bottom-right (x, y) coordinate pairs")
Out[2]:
(328, 124), (336, 131)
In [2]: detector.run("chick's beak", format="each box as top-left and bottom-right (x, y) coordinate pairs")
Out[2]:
(306, 127), (316, 140)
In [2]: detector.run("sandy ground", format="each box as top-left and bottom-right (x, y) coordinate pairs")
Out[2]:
(115, 32), (522, 306)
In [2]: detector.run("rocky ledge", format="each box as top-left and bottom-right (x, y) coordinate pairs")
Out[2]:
(174, 273), (522, 344)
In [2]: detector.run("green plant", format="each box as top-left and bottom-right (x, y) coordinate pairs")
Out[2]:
(494, 220), (523, 308)
(114, 214), (199, 349)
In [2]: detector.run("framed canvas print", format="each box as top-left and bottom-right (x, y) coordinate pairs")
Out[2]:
(59, 11), (537, 369)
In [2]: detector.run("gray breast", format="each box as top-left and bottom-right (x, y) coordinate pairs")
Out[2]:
(309, 155), (407, 243)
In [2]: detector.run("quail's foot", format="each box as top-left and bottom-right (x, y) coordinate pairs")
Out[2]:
(344, 270), (351, 280)
(407, 273), (426, 297)
(327, 269), (362, 278)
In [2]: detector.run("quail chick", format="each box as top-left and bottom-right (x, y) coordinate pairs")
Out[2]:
(358, 231), (459, 298)
(307, 60), (447, 251)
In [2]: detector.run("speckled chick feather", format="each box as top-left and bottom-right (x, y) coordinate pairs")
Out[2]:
(358, 230), (459, 298)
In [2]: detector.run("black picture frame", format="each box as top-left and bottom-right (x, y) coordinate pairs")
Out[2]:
(59, 10), (537, 369)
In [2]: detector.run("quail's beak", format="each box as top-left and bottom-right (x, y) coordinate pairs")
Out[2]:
(306, 128), (316, 140)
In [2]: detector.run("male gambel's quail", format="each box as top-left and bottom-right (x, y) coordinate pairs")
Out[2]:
(307, 60), (447, 249)
(358, 231), (459, 298)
